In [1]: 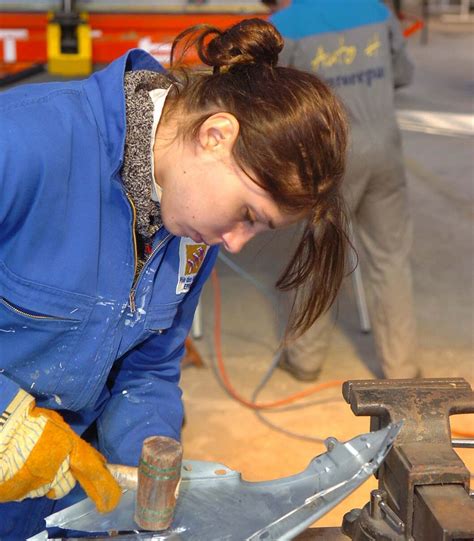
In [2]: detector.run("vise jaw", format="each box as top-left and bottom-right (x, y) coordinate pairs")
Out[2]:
(341, 378), (474, 540)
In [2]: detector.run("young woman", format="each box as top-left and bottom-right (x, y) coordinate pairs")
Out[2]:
(0, 18), (348, 538)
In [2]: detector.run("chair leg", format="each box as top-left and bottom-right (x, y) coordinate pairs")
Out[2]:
(348, 221), (371, 334)
(192, 300), (203, 339)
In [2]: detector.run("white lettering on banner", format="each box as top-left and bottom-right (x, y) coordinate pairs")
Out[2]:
(0, 29), (28, 63)
(138, 37), (172, 64)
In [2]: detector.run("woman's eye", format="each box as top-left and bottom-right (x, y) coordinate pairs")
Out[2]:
(245, 208), (256, 226)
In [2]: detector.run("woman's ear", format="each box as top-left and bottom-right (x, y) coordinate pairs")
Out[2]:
(197, 112), (240, 155)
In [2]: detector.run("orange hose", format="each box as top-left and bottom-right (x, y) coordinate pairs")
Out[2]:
(403, 20), (424, 38)
(211, 269), (343, 410)
(398, 11), (424, 38)
(211, 269), (474, 438)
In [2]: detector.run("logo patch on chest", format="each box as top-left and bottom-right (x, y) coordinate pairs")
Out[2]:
(176, 238), (209, 294)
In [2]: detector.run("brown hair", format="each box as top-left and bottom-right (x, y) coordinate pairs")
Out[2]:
(168, 18), (350, 341)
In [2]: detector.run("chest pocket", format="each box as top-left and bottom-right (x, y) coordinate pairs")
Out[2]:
(0, 262), (94, 399)
(145, 300), (180, 334)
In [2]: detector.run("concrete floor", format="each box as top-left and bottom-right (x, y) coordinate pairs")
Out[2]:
(180, 19), (474, 530)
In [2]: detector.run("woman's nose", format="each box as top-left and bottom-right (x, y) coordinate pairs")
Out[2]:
(221, 226), (256, 254)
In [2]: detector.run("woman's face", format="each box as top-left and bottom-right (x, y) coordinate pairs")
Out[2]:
(154, 112), (299, 253)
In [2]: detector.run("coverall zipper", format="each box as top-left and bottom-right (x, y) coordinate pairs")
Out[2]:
(126, 195), (172, 313)
(126, 194), (138, 311)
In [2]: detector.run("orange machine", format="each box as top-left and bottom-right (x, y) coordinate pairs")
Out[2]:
(0, 3), (269, 81)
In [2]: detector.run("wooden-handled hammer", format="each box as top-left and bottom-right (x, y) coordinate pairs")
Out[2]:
(107, 435), (183, 531)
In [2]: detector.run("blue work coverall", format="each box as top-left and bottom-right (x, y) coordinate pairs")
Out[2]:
(0, 49), (218, 539)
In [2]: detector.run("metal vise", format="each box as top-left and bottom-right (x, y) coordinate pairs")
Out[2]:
(341, 378), (474, 540)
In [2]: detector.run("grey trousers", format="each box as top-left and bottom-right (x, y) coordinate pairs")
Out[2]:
(285, 131), (417, 378)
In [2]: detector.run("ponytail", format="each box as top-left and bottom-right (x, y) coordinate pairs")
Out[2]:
(277, 197), (351, 341)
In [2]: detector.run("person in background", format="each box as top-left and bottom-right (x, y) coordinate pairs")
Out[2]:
(268, 0), (418, 380)
(0, 18), (350, 539)
(262, 0), (290, 12)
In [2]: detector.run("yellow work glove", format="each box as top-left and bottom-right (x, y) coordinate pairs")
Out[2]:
(0, 389), (121, 513)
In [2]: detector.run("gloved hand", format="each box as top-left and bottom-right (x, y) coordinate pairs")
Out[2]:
(0, 389), (121, 513)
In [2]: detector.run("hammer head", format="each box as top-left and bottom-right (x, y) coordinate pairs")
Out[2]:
(134, 435), (183, 531)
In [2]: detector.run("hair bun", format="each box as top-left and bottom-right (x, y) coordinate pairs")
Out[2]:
(206, 18), (284, 71)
